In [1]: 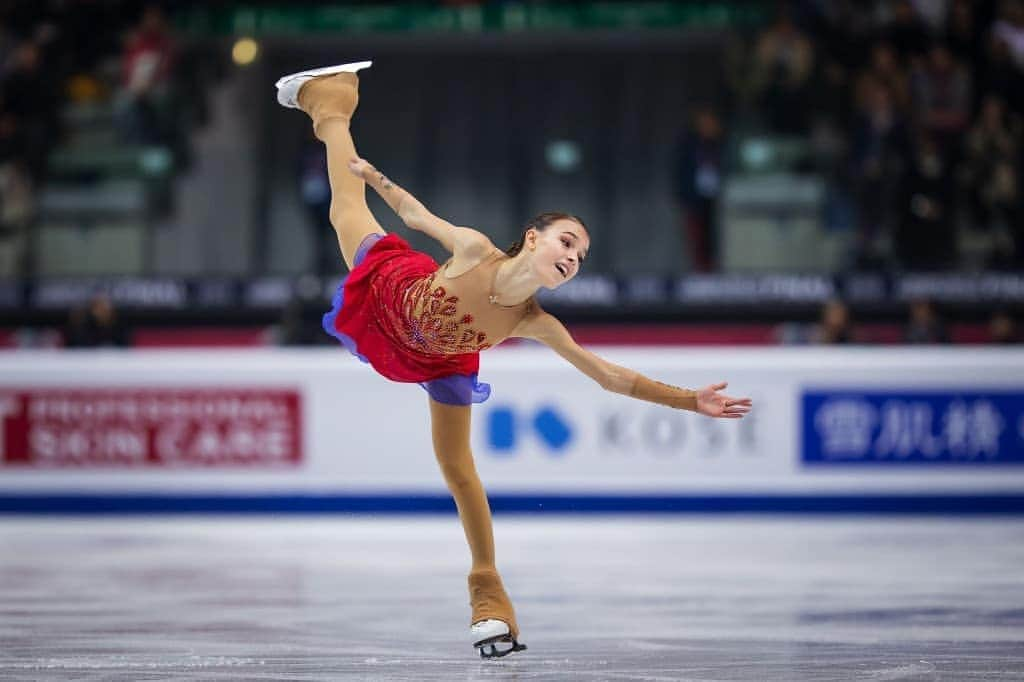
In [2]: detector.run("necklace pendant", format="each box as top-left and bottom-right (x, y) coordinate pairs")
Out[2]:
(489, 294), (498, 305)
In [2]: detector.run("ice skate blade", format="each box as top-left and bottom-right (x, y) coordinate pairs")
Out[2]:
(274, 60), (372, 108)
(476, 636), (527, 660)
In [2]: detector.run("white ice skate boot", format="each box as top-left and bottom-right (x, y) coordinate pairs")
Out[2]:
(471, 619), (526, 659)
(275, 60), (372, 108)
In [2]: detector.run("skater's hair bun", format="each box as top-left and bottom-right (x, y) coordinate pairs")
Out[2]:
(505, 212), (587, 258)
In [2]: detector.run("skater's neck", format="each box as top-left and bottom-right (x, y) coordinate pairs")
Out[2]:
(490, 255), (539, 306)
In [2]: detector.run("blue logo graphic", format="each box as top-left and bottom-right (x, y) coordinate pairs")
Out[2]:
(486, 404), (574, 456)
(802, 390), (1024, 465)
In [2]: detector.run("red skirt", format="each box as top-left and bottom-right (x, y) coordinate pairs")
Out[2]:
(322, 233), (490, 404)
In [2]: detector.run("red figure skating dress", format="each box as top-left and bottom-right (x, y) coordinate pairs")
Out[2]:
(323, 233), (533, 405)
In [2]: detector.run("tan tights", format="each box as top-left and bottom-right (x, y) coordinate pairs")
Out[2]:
(300, 73), (386, 270)
(430, 399), (519, 637)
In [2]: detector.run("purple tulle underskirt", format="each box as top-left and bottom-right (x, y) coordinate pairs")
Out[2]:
(321, 233), (491, 406)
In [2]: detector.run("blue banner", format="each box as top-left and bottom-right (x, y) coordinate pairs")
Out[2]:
(802, 391), (1024, 465)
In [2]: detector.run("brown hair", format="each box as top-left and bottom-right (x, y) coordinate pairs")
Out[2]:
(505, 211), (587, 257)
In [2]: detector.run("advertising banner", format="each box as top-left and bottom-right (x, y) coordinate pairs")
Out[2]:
(0, 388), (302, 469)
(803, 391), (1024, 465)
(0, 347), (1022, 512)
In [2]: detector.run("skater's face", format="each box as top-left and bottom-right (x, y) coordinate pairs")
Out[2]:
(527, 219), (590, 287)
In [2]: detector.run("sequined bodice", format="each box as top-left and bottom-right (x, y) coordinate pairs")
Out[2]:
(389, 250), (530, 357)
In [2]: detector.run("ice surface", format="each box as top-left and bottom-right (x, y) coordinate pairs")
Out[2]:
(1, 516), (1022, 680)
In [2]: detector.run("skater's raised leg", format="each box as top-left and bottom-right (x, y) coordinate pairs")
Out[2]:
(293, 68), (385, 270)
(429, 399), (525, 657)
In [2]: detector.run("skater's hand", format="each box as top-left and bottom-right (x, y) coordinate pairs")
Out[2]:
(347, 157), (374, 179)
(695, 382), (752, 419)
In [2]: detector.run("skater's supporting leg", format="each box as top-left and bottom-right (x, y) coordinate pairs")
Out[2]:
(299, 74), (385, 270)
(429, 399), (496, 570)
(429, 398), (520, 639)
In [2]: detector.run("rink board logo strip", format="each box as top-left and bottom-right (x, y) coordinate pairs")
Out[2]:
(802, 391), (1024, 465)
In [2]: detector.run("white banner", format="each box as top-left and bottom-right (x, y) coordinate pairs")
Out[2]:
(1, 347), (1022, 496)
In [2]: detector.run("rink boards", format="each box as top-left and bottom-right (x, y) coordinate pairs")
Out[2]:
(1, 347), (1023, 512)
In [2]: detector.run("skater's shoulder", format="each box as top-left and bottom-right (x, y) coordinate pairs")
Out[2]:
(441, 229), (499, 278)
(453, 227), (497, 260)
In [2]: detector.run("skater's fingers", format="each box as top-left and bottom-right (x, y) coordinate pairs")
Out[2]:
(709, 381), (728, 392)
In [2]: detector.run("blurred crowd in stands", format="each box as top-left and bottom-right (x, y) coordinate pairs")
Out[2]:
(4, 0), (1022, 279)
(677, 0), (1024, 272)
(0, 1), (179, 274)
(797, 297), (1019, 344)
(0, 0), (1018, 348)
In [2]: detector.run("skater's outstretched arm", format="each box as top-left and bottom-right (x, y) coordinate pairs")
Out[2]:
(513, 308), (752, 418)
(347, 157), (490, 256)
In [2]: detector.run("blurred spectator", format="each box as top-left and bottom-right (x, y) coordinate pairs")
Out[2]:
(0, 155), (33, 271)
(0, 32), (60, 277)
(812, 299), (857, 344)
(0, 155), (31, 223)
(904, 298), (949, 343)
(989, 309), (1020, 343)
(722, 31), (753, 113)
(0, 19), (15, 74)
(981, 30), (1024, 114)
(1, 39), (59, 182)
(298, 134), (339, 275)
(882, 0), (932, 63)
(46, 0), (122, 75)
(803, 2), (871, 130)
(910, 43), (972, 157)
(850, 77), (909, 267)
(961, 94), (1023, 266)
(809, 56), (851, 134)
(64, 294), (131, 348)
(911, 0), (952, 32)
(945, 0), (986, 79)
(674, 106), (724, 272)
(896, 134), (956, 269)
(804, 0), (872, 73)
(991, 0), (1024, 71)
(749, 5), (815, 134)
(856, 41), (911, 114)
(115, 3), (176, 144)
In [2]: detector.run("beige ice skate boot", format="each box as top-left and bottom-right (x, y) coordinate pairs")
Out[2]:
(468, 568), (526, 659)
(275, 61), (371, 138)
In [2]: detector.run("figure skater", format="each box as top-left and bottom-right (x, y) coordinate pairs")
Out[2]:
(275, 61), (752, 658)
